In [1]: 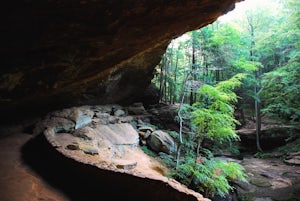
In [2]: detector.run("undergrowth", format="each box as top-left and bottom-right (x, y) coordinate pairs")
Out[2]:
(277, 138), (300, 154)
(167, 152), (248, 198)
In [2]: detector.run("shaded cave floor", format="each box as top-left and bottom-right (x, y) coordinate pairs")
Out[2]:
(0, 104), (299, 201)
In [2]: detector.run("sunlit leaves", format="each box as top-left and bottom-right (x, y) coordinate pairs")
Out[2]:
(191, 74), (245, 142)
(173, 155), (247, 198)
(233, 58), (262, 72)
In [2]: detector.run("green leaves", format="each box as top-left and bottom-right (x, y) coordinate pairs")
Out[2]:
(178, 74), (246, 197)
(261, 59), (300, 122)
(191, 74), (245, 142)
(173, 155), (247, 198)
(233, 58), (262, 72)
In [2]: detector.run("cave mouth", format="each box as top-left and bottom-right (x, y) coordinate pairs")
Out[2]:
(0, 0), (240, 125)
(8, 0), (300, 200)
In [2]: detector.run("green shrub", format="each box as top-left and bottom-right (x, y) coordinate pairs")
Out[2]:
(169, 155), (248, 198)
(254, 152), (275, 159)
(140, 145), (157, 157)
(277, 138), (300, 154)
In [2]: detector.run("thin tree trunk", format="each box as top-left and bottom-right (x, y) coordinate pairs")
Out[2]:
(215, 69), (220, 83)
(240, 105), (246, 126)
(255, 85), (262, 151)
(248, 14), (262, 152)
(164, 64), (167, 103)
(168, 44), (174, 104)
(176, 92), (185, 168)
(196, 137), (202, 157)
(173, 54), (179, 104)
(159, 63), (163, 102)
(190, 39), (196, 105)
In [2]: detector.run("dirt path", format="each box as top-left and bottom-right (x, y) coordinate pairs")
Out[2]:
(0, 130), (70, 201)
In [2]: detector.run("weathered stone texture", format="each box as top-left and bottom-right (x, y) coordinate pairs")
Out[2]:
(0, 0), (240, 120)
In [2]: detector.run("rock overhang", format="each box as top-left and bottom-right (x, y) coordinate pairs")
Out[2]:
(0, 0), (241, 121)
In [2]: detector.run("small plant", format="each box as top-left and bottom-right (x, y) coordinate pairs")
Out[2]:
(158, 152), (176, 169)
(237, 192), (254, 201)
(254, 152), (275, 159)
(169, 154), (248, 198)
(140, 145), (157, 157)
(277, 138), (300, 154)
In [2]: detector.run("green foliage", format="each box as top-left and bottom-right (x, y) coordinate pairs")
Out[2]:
(152, 0), (299, 197)
(254, 152), (275, 159)
(170, 154), (247, 198)
(157, 152), (176, 170)
(140, 145), (157, 157)
(256, 0), (300, 123)
(237, 193), (254, 201)
(277, 138), (300, 154)
(191, 74), (246, 143)
(170, 74), (248, 198)
(261, 59), (300, 122)
(233, 58), (262, 72)
(211, 140), (241, 156)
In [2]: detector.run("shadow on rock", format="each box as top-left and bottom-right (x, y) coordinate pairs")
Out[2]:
(21, 134), (200, 201)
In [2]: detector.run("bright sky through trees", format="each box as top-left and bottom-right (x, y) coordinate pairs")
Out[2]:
(173, 0), (283, 47)
(219, 0), (283, 22)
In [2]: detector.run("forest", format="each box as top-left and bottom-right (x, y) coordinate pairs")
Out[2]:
(150, 0), (300, 199)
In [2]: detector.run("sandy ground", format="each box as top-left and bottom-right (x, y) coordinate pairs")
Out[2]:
(0, 131), (70, 201)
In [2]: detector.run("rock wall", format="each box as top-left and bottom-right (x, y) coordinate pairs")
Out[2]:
(0, 0), (240, 120)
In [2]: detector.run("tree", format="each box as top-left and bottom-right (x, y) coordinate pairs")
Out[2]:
(191, 73), (246, 151)
(227, 1), (285, 151)
(170, 73), (248, 198)
(260, 0), (300, 123)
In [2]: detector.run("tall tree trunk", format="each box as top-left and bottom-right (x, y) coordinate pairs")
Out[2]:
(248, 16), (262, 152)
(190, 39), (196, 105)
(159, 63), (164, 102)
(255, 84), (262, 152)
(215, 69), (220, 83)
(164, 62), (167, 103)
(176, 88), (186, 168)
(196, 137), (203, 158)
(173, 53), (179, 104)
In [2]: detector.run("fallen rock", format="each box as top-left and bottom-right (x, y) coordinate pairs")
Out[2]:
(116, 160), (138, 170)
(147, 130), (175, 154)
(284, 151), (300, 165)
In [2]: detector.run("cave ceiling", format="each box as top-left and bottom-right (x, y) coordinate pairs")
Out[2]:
(0, 0), (241, 120)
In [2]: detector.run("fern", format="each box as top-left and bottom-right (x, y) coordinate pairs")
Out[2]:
(169, 74), (248, 198)
(191, 74), (245, 143)
(173, 155), (248, 198)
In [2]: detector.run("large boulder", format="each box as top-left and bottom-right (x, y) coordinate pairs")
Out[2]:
(147, 130), (176, 154)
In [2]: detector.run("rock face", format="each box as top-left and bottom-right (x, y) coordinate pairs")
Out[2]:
(0, 0), (240, 120)
(36, 104), (210, 201)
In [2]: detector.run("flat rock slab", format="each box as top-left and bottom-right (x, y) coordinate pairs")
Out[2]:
(284, 155), (300, 165)
(95, 123), (139, 145)
(39, 105), (209, 201)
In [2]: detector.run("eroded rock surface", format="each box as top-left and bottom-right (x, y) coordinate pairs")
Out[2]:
(235, 156), (300, 201)
(36, 104), (210, 201)
(0, 0), (240, 121)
